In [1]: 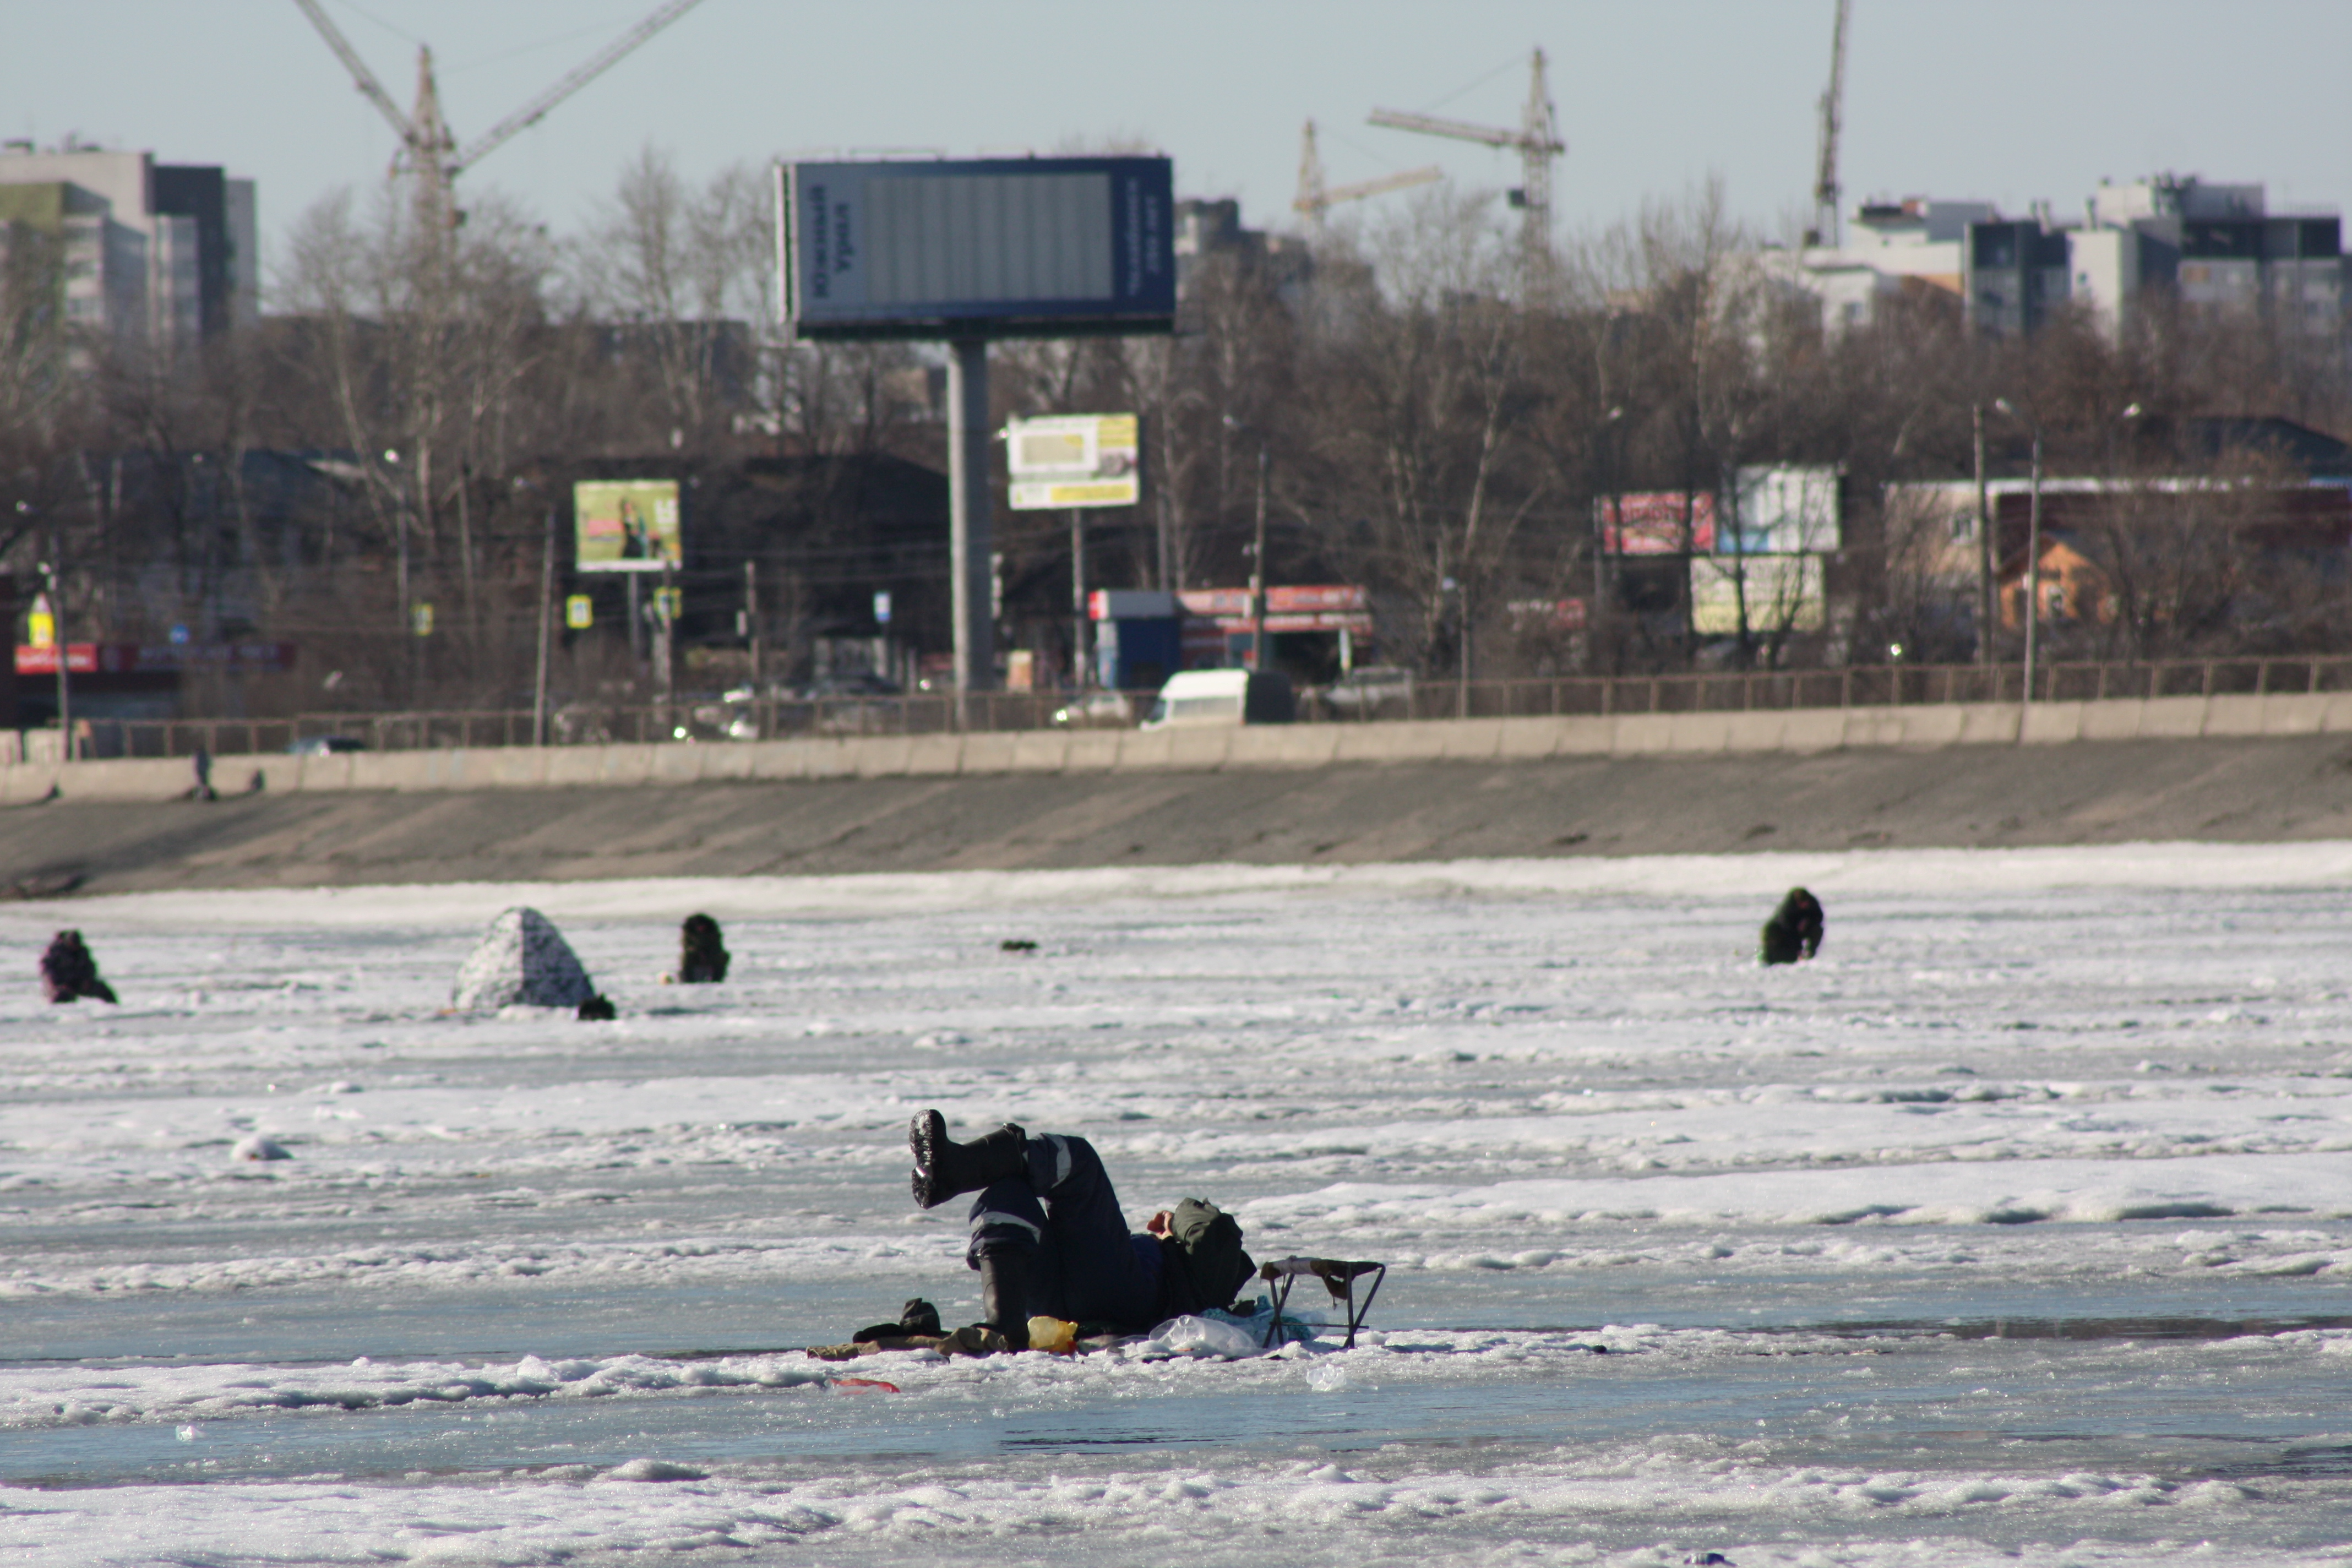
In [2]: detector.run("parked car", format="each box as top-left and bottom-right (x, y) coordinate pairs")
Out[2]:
(1316, 666), (1415, 719)
(1052, 690), (1137, 728)
(801, 673), (905, 699)
(1140, 669), (1295, 731)
(801, 672), (907, 735)
(677, 699), (760, 743)
(286, 734), (368, 755)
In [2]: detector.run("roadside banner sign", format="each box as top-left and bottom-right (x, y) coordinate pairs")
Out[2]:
(1727, 466), (1842, 553)
(1690, 555), (1825, 633)
(1599, 493), (1717, 555)
(575, 480), (683, 572)
(1008, 413), (1141, 510)
(565, 595), (593, 630)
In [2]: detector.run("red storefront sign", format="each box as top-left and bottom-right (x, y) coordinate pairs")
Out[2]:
(1177, 585), (1369, 618)
(15, 641), (296, 676)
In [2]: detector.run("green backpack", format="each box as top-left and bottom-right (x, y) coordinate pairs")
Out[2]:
(1164, 1197), (1255, 1313)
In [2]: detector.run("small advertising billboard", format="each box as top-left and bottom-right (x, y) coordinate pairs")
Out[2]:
(780, 157), (1176, 341)
(1690, 556), (1825, 634)
(574, 480), (682, 573)
(1008, 413), (1141, 510)
(1727, 466), (1842, 554)
(1599, 493), (1716, 555)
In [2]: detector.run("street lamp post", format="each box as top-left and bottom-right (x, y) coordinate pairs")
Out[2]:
(1972, 404), (1993, 668)
(1446, 575), (1469, 718)
(26, 502), (70, 761)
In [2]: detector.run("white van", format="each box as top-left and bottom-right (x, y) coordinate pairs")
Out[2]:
(1140, 669), (1296, 730)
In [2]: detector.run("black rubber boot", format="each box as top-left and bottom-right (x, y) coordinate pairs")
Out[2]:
(978, 1249), (1032, 1351)
(908, 1109), (1028, 1210)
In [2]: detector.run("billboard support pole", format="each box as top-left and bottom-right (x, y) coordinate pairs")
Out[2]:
(532, 506), (554, 747)
(1070, 509), (1087, 688)
(948, 337), (995, 712)
(42, 531), (70, 761)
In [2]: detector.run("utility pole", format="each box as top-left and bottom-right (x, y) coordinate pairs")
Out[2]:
(2023, 423), (2044, 717)
(947, 337), (995, 711)
(744, 558), (763, 692)
(1069, 510), (1088, 688)
(1457, 577), (1472, 719)
(1249, 443), (1269, 671)
(531, 506), (554, 745)
(1592, 407), (1623, 673)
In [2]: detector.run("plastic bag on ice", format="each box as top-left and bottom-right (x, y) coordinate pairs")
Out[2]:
(1144, 1314), (1264, 1359)
(1208, 1298), (1319, 1347)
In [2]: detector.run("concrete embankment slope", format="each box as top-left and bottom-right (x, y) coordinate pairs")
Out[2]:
(7, 692), (2352, 894)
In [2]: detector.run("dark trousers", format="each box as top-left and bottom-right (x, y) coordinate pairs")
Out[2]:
(966, 1133), (1161, 1330)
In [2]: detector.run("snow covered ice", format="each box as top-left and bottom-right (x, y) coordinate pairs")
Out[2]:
(2, 845), (2351, 1564)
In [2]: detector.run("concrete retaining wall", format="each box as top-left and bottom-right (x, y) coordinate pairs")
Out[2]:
(13, 691), (2352, 803)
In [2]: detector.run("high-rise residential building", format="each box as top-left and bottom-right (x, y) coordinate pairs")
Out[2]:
(1765, 176), (2345, 344)
(0, 140), (258, 352)
(1760, 198), (1992, 333)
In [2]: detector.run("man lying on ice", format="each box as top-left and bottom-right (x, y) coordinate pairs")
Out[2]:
(907, 1109), (1255, 1350)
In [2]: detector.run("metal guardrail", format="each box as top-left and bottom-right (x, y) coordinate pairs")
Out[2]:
(39, 655), (2352, 761)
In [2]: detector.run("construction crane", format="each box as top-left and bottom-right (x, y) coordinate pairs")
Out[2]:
(1292, 121), (1442, 230)
(1809, 0), (1852, 249)
(292, 0), (709, 233)
(1369, 47), (1564, 268)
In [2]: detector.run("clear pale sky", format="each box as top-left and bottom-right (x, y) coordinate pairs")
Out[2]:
(8, 0), (2349, 296)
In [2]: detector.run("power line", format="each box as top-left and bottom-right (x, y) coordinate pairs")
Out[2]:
(1419, 53), (1526, 115)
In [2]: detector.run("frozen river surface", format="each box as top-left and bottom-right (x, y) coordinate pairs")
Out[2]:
(4, 846), (2352, 1565)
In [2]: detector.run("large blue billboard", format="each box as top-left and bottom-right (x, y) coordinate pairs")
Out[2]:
(779, 157), (1176, 341)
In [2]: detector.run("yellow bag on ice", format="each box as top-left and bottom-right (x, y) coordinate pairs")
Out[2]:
(1026, 1315), (1077, 1354)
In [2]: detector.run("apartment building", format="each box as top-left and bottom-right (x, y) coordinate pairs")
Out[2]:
(1772, 176), (2345, 344)
(0, 140), (258, 352)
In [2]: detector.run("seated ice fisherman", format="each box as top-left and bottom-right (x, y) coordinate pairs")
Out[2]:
(907, 1110), (1255, 1349)
(1760, 886), (1826, 966)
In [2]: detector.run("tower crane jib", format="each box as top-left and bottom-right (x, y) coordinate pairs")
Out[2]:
(291, 0), (711, 227)
(1368, 47), (1564, 269)
(1294, 120), (1441, 226)
(1811, 0), (1852, 249)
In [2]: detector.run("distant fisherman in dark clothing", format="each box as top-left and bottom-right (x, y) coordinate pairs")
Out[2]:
(678, 913), (728, 983)
(907, 1110), (1254, 1350)
(40, 930), (117, 1004)
(1760, 887), (1825, 966)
